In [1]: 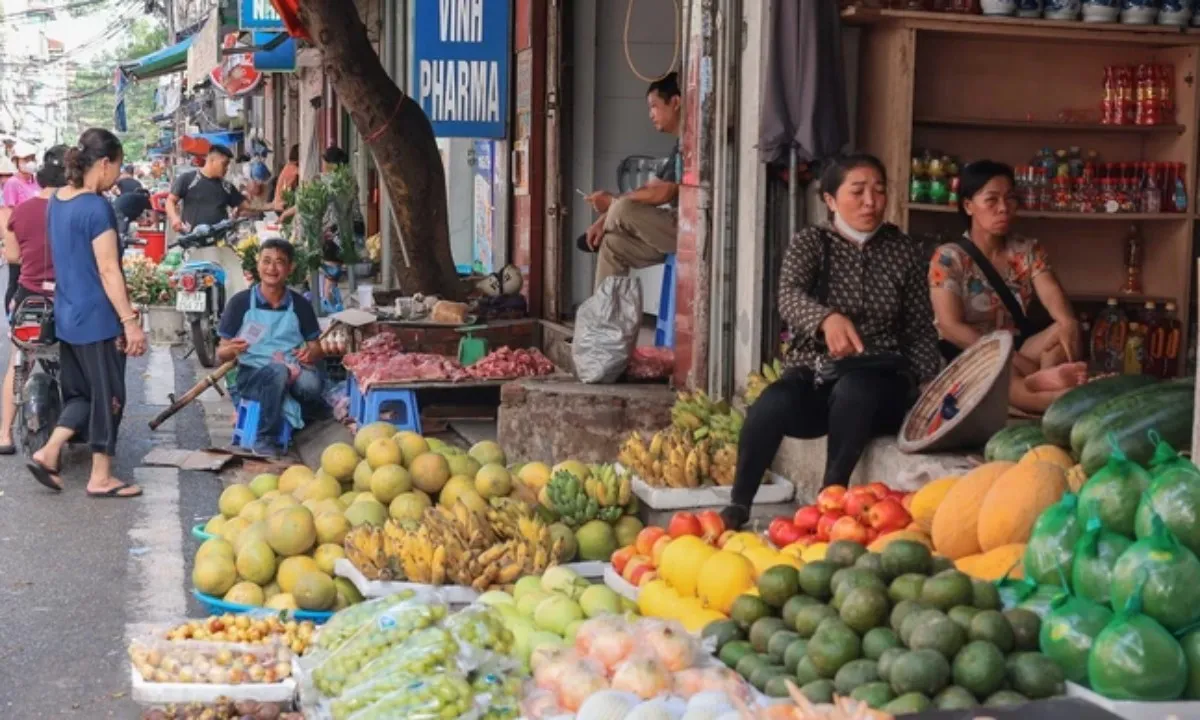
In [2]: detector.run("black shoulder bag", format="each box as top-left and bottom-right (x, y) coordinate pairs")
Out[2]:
(810, 229), (913, 387)
(949, 236), (1051, 350)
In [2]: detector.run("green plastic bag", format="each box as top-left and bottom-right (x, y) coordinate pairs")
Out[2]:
(1148, 434), (1200, 480)
(1111, 514), (1200, 633)
(995, 566), (1040, 610)
(1024, 493), (1081, 586)
(1178, 627), (1200, 700)
(1077, 441), (1151, 537)
(1038, 567), (1114, 685)
(1018, 583), (1067, 620)
(1071, 516), (1133, 607)
(1135, 454), (1200, 558)
(1087, 573), (1188, 701)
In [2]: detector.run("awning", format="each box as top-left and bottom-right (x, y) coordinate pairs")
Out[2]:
(122, 36), (194, 81)
(179, 130), (244, 156)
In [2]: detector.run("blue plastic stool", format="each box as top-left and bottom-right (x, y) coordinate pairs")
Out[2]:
(231, 399), (293, 451)
(361, 387), (422, 433)
(349, 375), (364, 420)
(654, 253), (677, 348)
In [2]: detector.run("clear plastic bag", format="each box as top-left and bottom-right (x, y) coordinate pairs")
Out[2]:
(995, 567), (1041, 610)
(1038, 571), (1114, 685)
(1088, 573), (1188, 700)
(609, 654), (674, 700)
(338, 626), (460, 697)
(471, 664), (525, 720)
(307, 593), (448, 697)
(332, 666), (449, 720)
(519, 686), (568, 720)
(1136, 457), (1200, 558)
(444, 603), (516, 657)
(1016, 583), (1066, 620)
(573, 615), (637, 671)
(314, 590), (419, 654)
(572, 276), (642, 383)
(671, 666), (752, 701)
(1024, 492), (1082, 586)
(345, 672), (478, 720)
(1077, 445), (1151, 537)
(1071, 516), (1133, 606)
(128, 634), (291, 685)
(635, 617), (703, 672)
(1111, 514), (1200, 633)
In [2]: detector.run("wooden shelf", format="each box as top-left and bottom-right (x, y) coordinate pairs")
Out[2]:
(909, 203), (1190, 221)
(1071, 292), (1174, 305)
(913, 116), (1185, 134)
(841, 7), (1200, 46)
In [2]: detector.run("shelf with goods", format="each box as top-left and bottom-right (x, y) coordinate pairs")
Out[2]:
(846, 10), (1200, 373)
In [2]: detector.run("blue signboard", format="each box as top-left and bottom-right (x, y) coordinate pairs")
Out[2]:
(252, 32), (296, 72)
(412, 0), (509, 139)
(239, 0), (285, 31)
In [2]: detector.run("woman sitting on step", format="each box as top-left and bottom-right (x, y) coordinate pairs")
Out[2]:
(720, 154), (942, 531)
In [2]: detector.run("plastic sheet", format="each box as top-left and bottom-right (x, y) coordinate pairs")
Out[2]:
(1024, 492), (1082, 586)
(1071, 517), (1133, 607)
(1038, 580), (1114, 685)
(1076, 445), (1151, 537)
(1110, 515), (1200, 633)
(572, 276), (642, 383)
(1088, 574), (1188, 701)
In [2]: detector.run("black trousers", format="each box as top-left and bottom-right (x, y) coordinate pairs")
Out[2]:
(58, 338), (126, 456)
(4, 263), (19, 314)
(731, 368), (914, 508)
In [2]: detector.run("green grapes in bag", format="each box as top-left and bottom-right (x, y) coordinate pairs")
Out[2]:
(1038, 566), (1113, 685)
(1147, 434), (1200, 481)
(332, 666), (451, 720)
(444, 604), (516, 657)
(338, 626), (461, 701)
(1077, 441), (1151, 537)
(347, 673), (476, 720)
(316, 590), (418, 653)
(1135, 445), (1200, 558)
(1024, 492), (1082, 586)
(1110, 514), (1200, 633)
(1088, 572), (1188, 701)
(1071, 516), (1133, 607)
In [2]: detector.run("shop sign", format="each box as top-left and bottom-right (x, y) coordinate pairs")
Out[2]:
(239, 0), (285, 31)
(187, 8), (221, 85)
(210, 33), (262, 97)
(413, 0), (510, 139)
(252, 32), (296, 73)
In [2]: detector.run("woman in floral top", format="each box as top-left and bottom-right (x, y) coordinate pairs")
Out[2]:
(720, 154), (941, 530)
(929, 160), (1085, 412)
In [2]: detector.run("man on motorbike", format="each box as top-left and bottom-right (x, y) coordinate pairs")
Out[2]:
(164, 145), (249, 232)
(216, 239), (325, 457)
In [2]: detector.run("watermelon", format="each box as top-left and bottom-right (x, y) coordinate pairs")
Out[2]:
(1110, 515), (1200, 633)
(1070, 380), (1193, 457)
(985, 424), (1046, 463)
(1042, 375), (1157, 448)
(1078, 393), (1194, 474)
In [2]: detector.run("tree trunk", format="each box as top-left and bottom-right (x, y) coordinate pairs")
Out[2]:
(297, 0), (462, 299)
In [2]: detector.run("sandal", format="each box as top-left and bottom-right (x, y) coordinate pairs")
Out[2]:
(0, 444), (15, 455)
(26, 460), (63, 493)
(87, 481), (142, 499)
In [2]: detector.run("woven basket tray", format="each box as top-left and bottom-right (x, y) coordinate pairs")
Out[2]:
(898, 331), (1014, 454)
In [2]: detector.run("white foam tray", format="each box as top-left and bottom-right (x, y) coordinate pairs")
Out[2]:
(131, 666), (296, 705)
(620, 465), (795, 510)
(1067, 681), (1200, 720)
(334, 558), (481, 604)
(563, 560), (606, 579)
(603, 564), (640, 602)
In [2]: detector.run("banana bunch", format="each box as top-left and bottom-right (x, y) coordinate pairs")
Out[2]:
(670, 389), (744, 444)
(619, 426), (726, 489)
(710, 443), (738, 486)
(545, 470), (598, 528)
(745, 359), (784, 405)
(583, 463), (634, 522)
(344, 501), (560, 590)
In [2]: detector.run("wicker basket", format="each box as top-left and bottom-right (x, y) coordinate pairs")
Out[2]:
(898, 331), (1014, 454)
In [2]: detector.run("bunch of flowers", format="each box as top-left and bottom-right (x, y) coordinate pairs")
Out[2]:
(124, 255), (175, 306)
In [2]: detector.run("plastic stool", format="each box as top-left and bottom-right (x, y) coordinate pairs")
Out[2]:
(361, 388), (422, 433)
(349, 375), (363, 420)
(231, 399), (293, 451)
(654, 253), (677, 348)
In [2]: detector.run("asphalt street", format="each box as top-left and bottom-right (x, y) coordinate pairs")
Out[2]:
(0, 328), (225, 717)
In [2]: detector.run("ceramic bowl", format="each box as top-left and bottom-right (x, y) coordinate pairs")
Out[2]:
(1082, 0), (1121, 22)
(1159, 0), (1193, 24)
(1044, 0), (1083, 19)
(1016, 0), (1045, 15)
(982, 0), (1018, 14)
(1121, 0), (1161, 24)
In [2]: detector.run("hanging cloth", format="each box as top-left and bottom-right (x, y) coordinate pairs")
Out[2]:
(758, 0), (849, 165)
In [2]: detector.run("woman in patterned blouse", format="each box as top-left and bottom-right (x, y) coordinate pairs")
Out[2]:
(720, 154), (941, 530)
(929, 161), (1085, 413)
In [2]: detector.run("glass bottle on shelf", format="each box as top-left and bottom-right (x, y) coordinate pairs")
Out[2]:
(1101, 177), (1119, 214)
(1102, 66), (1117, 124)
(1092, 299), (1128, 374)
(1141, 162), (1162, 213)
(1124, 322), (1146, 375)
(1160, 63), (1175, 124)
(1172, 162), (1188, 213)
(1162, 301), (1182, 377)
(1144, 302), (1166, 378)
(1122, 225), (1143, 294)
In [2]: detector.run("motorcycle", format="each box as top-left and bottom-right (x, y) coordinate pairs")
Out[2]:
(9, 296), (61, 457)
(172, 218), (249, 367)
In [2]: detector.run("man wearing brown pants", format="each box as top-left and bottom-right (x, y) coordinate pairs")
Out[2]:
(581, 72), (683, 291)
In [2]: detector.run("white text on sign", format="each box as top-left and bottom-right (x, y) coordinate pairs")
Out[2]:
(251, 0), (280, 21)
(418, 0), (500, 124)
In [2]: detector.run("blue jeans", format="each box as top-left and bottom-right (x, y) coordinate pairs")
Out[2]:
(235, 362), (325, 438)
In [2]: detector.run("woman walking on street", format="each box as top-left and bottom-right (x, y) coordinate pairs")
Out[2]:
(27, 128), (146, 497)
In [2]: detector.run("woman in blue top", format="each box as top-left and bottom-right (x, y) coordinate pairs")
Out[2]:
(27, 128), (146, 498)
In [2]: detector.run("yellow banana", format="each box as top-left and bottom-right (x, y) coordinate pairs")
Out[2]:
(618, 474), (632, 505)
(685, 449), (700, 488)
(430, 546), (447, 585)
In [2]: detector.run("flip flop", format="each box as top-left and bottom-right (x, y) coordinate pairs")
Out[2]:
(0, 444), (15, 455)
(26, 460), (63, 493)
(87, 481), (142, 499)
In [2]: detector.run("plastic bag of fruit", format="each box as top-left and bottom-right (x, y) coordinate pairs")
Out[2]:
(671, 665), (752, 701)
(128, 634), (292, 685)
(331, 665), (449, 720)
(140, 699), (302, 720)
(470, 662), (525, 720)
(443, 603), (516, 658)
(1023, 492), (1082, 586)
(573, 615), (638, 671)
(303, 592), (448, 697)
(518, 686), (568, 720)
(345, 672), (479, 720)
(336, 626), (461, 697)
(630, 618), (703, 672)
(153, 614), (317, 655)
(312, 590), (419, 654)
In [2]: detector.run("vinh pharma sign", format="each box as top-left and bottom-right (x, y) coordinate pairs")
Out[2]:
(413, 0), (509, 138)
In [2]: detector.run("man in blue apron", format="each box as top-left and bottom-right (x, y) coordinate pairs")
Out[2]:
(216, 238), (324, 456)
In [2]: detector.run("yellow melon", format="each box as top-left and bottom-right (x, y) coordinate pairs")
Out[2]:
(867, 529), (933, 553)
(1066, 463), (1088, 494)
(955, 543), (1026, 581)
(910, 476), (958, 534)
(1020, 445), (1075, 472)
(977, 462), (1067, 552)
(931, 461), (1013, 560)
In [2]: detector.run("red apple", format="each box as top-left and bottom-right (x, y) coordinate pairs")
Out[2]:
(866, 498), (911, 532)
(842, 487), (878, 519)
(697, 510), (726, 542)
(635, 527), (668, 556)
(635, 569), (658, 587)
(816, 485), (847, 513)
(829, 516), (869, 544)
(865, 528), (880, 544)
(668, 512), (703, 538)
(623, 555), (653, 583)
(716, 530), (736, 548)
(651, 535), (672, 567)
(900, 493), (915, 512)
(793, 505), (821, 533)
(611, 545), (636, 575)
(768, 517), (805, 548)
(866, 481), (891, 499)
(816, 511), (843, 542)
